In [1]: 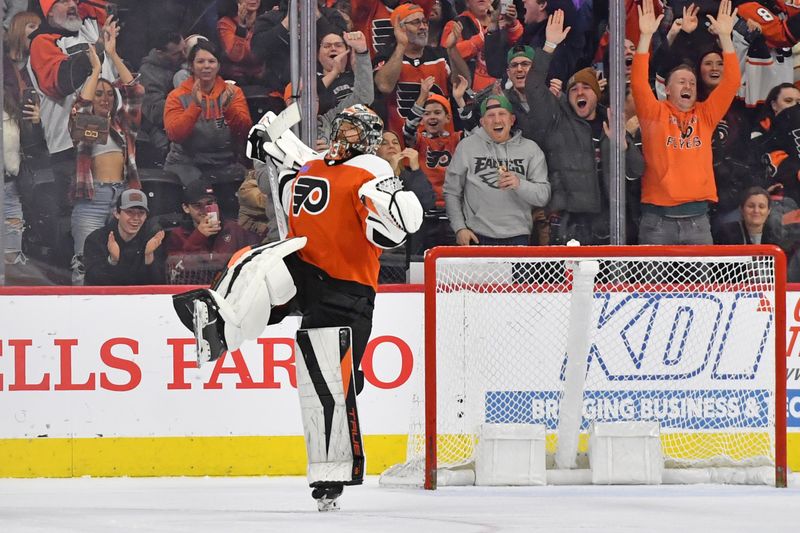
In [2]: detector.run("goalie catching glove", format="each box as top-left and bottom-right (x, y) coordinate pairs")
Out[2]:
(359, 175), (423, 249)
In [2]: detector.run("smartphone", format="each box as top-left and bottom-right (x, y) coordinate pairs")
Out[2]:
(22, 86), (39, 106)
(66, 42), (90, 56)
(499, 0), (513, 15)
(105, 2), (118, 19)
(205, 204), (220, 225)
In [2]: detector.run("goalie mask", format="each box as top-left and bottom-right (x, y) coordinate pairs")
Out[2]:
(326, 104), (384, 161)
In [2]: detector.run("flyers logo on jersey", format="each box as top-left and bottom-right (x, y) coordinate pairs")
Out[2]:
(292, 176), (330, 216)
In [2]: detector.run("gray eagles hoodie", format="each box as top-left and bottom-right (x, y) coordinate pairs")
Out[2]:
(444, 128), (550, 239)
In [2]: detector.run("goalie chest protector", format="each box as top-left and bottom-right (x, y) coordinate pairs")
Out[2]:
(287, 155), (394, 290)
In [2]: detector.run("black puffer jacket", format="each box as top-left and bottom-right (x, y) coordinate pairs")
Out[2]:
(524, 48), (644, 215)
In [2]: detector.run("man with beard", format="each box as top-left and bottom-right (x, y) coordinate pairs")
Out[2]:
(28, 0), (115, 216)
(633, 0), (740, 245)
(350, 0), (435, 59)
(374, 3), (470, 136)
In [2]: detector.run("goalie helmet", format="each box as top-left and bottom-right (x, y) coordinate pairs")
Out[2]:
(326, 104), (384, 161)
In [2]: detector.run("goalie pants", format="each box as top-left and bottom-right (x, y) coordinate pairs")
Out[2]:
(274, 255), (376, 395)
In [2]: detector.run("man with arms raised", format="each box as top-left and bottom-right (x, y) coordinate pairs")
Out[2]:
(632, 0), (740, 245)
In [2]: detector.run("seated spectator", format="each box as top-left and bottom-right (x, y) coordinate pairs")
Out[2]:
(138, 31), (185, 167)
(444, 94), (550, 246)
(83, 189), (166, 285)
(715, 187), (777, 245)
(165, 178), (260, 259)
(376, 130), (436, 212)
(69, 24), (144, 285)
(753, 83), (800, 141)
(441, 0), (522, 91)
(217, 0), (267, 87)
(237, 169), (273, 242)
(526, 12), (643, 246)
(163, 40), (252, 187)
(402, 77), (466, 253)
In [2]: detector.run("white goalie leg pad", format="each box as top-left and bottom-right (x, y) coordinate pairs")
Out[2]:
(210, 237), (307, 350)
(295, 327), (365, 486)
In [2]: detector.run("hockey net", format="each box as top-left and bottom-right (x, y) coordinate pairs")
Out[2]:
(381, 245), (787, 488)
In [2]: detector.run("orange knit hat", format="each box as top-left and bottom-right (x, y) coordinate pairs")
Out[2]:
(39, 0), (56, 16)
(390, 3), (424, 26)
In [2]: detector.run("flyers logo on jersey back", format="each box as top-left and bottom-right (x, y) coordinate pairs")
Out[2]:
(292, 176), (330, 216)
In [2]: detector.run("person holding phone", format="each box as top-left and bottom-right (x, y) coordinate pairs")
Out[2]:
(165, 179), (260, 273)
(3, 11), (48, 279)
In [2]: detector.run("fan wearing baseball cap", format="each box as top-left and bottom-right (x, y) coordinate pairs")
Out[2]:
(82, 189), (166, 285)
(164, 179), (260, 263)
(443, 93), (550, 248)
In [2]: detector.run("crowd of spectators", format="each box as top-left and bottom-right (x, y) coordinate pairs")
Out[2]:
(5, 0), (800, 286)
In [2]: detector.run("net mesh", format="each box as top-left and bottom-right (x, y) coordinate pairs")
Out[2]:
(388, 250), (780, 485)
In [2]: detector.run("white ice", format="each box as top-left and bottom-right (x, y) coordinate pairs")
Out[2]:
(2, 475), (800, 532)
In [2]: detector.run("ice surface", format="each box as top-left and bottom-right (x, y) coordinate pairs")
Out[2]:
(2, 475), (800, 532)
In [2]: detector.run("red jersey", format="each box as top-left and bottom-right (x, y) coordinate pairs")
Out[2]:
(287, 155), (394, 290)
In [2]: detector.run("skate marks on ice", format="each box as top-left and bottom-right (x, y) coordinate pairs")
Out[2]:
(2, 475), (800, 532)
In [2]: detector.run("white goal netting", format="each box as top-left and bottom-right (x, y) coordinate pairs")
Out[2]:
(381, 246), (786, 487)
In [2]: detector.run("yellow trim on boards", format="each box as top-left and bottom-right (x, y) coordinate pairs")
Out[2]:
(1, 434), (797, 478)
(0, 435), (407, 478)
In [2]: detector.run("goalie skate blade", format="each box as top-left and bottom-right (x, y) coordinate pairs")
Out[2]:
(316, 497), (340, 512)
(193, 300), (212, 365)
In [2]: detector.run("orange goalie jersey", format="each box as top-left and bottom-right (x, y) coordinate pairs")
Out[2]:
(287, 155), (394, 290)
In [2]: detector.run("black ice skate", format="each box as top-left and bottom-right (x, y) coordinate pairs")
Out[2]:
(311, 484), (343, 512)
(173, 289), (228, 364)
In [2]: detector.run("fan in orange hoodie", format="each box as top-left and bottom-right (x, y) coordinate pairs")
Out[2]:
(631, 0), (740, 245)
(163, 40), (252, 185)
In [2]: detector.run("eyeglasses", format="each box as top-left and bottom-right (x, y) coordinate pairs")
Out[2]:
(190, 199), (217, 209)
(403, 18), (429, 28)
(508, 60), (532, 70)
(321, 41), (346, 49)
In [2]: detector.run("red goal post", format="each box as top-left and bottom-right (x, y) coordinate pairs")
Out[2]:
(421, 245), (787, 489)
